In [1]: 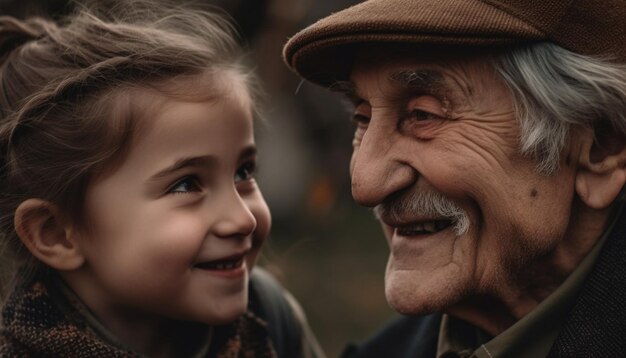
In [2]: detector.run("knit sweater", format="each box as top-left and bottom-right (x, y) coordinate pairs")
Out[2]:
(0, 273), (278, 357)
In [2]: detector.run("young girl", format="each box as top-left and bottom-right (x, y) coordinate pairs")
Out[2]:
(0, 4), (323, 357)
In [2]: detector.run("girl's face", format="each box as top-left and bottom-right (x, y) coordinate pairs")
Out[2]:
(68, 73), (270, 326)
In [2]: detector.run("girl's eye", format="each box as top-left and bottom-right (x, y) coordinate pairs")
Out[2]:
(167, 176), (201, 194)
(235, 161), (256, 183)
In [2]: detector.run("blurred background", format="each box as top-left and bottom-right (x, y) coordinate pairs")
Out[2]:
(0, 0), (396, 356)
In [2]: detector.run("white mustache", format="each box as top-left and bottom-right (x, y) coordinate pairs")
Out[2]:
(373, 190), (470, 236)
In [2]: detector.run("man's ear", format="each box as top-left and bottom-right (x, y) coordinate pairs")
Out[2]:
(575, 124), (626, 209)
(14, 199), (85, 271)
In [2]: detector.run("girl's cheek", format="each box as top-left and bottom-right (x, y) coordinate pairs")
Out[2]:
(250, 195), (272, 245)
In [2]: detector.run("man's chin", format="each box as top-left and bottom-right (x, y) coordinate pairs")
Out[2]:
(385, 269), (466, 315)
(385, 289), (444, 315)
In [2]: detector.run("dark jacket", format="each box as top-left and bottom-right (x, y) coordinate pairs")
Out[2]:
(344, 210), (626, 358)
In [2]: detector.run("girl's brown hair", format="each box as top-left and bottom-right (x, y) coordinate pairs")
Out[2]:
(0, 1), (255, 298)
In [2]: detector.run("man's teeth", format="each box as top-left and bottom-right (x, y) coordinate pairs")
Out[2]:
(398, 220), (452, 235)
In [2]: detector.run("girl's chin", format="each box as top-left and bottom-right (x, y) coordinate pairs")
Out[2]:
(199, 301), (248, 326)
(206, 310), (247, 325)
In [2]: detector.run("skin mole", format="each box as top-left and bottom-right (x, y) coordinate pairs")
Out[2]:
(530, 188), (538, 197)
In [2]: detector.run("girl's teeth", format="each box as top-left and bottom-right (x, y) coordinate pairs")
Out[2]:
(197, 258), (243, 270)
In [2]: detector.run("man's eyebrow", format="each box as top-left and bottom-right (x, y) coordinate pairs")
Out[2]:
(329, 80), (360, 104)
(150, 155), (217, 180)
(389, 69), (445, 92)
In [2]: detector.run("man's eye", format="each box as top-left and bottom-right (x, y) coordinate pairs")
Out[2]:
(404, 95), (446, 122)
(168, 176), (201, 194)
(352, 113), (370, 124)
(405, 108), (440, 121)
(235, 161), (256, 183)
(351, 102), (371, 125)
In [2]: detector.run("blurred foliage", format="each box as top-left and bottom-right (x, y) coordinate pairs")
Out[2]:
(260, 201), (395, 356)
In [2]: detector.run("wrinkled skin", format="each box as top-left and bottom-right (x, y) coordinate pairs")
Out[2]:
(346, 48), (614, 334)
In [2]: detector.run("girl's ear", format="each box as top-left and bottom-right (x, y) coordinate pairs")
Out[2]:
(575, 125), (626, 209)
(14, 199), (85, 271)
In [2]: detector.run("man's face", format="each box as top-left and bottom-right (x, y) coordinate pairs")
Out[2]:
(347, 49), (580, 315)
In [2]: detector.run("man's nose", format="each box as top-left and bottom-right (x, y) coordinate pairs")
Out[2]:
(212, 189), (257, 239)
(351, 119), (417, 207)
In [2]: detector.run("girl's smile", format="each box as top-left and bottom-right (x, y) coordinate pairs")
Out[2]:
(193, 250), (250, 278)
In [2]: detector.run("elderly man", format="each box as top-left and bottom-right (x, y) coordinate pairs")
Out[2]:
(283, 0), (626, 357)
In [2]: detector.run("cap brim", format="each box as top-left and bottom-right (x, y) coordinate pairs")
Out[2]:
(284, 0), (545, 87)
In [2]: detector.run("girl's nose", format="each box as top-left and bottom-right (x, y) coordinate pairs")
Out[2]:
(212, 190), (257, 239)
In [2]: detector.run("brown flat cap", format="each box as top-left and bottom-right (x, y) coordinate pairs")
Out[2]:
(283, 0), (626, 87)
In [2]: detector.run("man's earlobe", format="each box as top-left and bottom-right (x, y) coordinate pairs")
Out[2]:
(14, 199), (85, 271)
(575, 125), (626, 209)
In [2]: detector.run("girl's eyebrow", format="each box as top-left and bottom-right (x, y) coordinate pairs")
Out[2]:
(150, 155), (217, 180)
(149, 146), (257, 181)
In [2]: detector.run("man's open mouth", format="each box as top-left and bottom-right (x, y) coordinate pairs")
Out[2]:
(396, 219), (453, 236)
(194, 256), (245, 270)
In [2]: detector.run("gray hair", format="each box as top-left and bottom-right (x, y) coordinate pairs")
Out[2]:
(494, 42), (626, 175)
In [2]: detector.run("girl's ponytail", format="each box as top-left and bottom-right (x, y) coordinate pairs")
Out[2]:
(0, 16), (56, 168)
(0, 16), (55, 65)
(0, 17), (57, 295)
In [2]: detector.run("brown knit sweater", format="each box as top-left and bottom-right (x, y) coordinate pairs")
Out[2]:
(0, 275), (278, 357)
